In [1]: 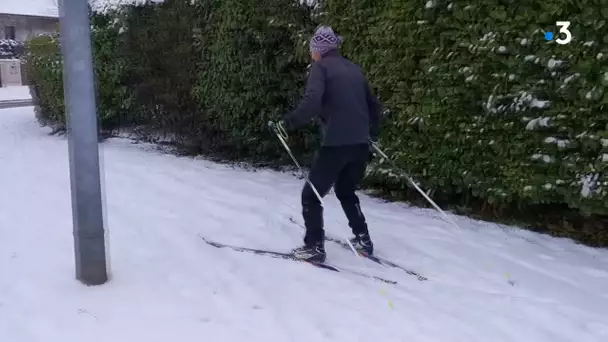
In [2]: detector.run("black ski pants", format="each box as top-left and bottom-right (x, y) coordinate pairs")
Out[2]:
(301, 144), (370, 245)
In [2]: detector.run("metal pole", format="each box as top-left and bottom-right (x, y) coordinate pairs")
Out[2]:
(58, 0), (108, 285)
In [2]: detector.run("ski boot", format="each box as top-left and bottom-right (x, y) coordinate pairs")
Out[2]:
(349, 233), (374, 256)
(292, 242), (326, 263)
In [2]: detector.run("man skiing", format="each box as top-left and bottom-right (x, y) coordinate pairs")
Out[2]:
(277, 25), (383, 263)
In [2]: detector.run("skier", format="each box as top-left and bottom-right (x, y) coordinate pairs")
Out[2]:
(277, 25), (383, 263)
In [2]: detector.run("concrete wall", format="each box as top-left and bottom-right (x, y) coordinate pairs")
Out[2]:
(0, 59), (23, 86)
(0, 14), (58, 41)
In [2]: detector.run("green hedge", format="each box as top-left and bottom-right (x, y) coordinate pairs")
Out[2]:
(192, 0), (318, 160)
(318, 0), (607, 243)
(26, 34), (64, 129)
(24, 0), (607, 245)
(26, 12), (131, 132)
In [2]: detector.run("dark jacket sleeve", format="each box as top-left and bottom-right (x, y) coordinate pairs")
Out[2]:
(283, 62), (326, 130)
(365, 80), (382, 141)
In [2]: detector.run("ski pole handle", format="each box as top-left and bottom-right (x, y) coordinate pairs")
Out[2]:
(268, 120), (289, 140)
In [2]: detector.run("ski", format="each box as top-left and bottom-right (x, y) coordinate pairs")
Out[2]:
(325, 236), (428, 281)
(200, 236), (397, 285)
(288, 217), (428, 281)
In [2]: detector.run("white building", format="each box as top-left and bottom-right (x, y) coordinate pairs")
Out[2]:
(0, 0), (59, 86)
(0, 0), (59, 41)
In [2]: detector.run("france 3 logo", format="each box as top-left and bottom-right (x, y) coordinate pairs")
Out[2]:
(544, 21), (572, 45)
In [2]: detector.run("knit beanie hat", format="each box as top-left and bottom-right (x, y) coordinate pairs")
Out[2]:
(309, 25), (342, 55)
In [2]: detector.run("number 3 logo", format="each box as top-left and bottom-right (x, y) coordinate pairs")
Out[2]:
(555, 21), (572, 45)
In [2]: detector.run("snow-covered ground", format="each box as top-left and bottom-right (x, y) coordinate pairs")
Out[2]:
(0, 85), (31, 102)
(1, 106), (607, 342)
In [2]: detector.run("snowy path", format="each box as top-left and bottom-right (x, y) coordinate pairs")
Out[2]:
(0, 86), (31, 102)
(1, 106), (607, 342)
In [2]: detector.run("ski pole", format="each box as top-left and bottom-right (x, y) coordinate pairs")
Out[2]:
(370, 141), (465, 231)
(268, 121), (371, 262)
(268, 123), (397, 304)
(372, 141), (521, 285)
(268, 121), (324, 203)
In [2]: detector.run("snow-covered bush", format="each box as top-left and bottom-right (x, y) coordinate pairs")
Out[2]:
(0, 39), (24, 59)
(319, 0), (607, 244)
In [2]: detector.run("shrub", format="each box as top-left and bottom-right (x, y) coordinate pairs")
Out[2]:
(25, 11), (132, 133)
(24, 0), (608, 245)
(316, 0), (607, 244)
(191, 0), (318, 162)
(25, 34), (65, 130)
(90, 12), (134, 131)
(0, 39), (24, 59)
(113, 0), (204, 143)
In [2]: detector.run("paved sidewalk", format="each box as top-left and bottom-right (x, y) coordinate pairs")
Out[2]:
(0, 99), (33, 109)
(0, 86), (33, 109)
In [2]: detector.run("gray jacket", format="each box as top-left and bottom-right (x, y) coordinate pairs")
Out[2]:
(283, 50), (382, 146)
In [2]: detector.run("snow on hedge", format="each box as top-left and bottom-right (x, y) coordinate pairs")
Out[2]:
(89, 0), (166, 13)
